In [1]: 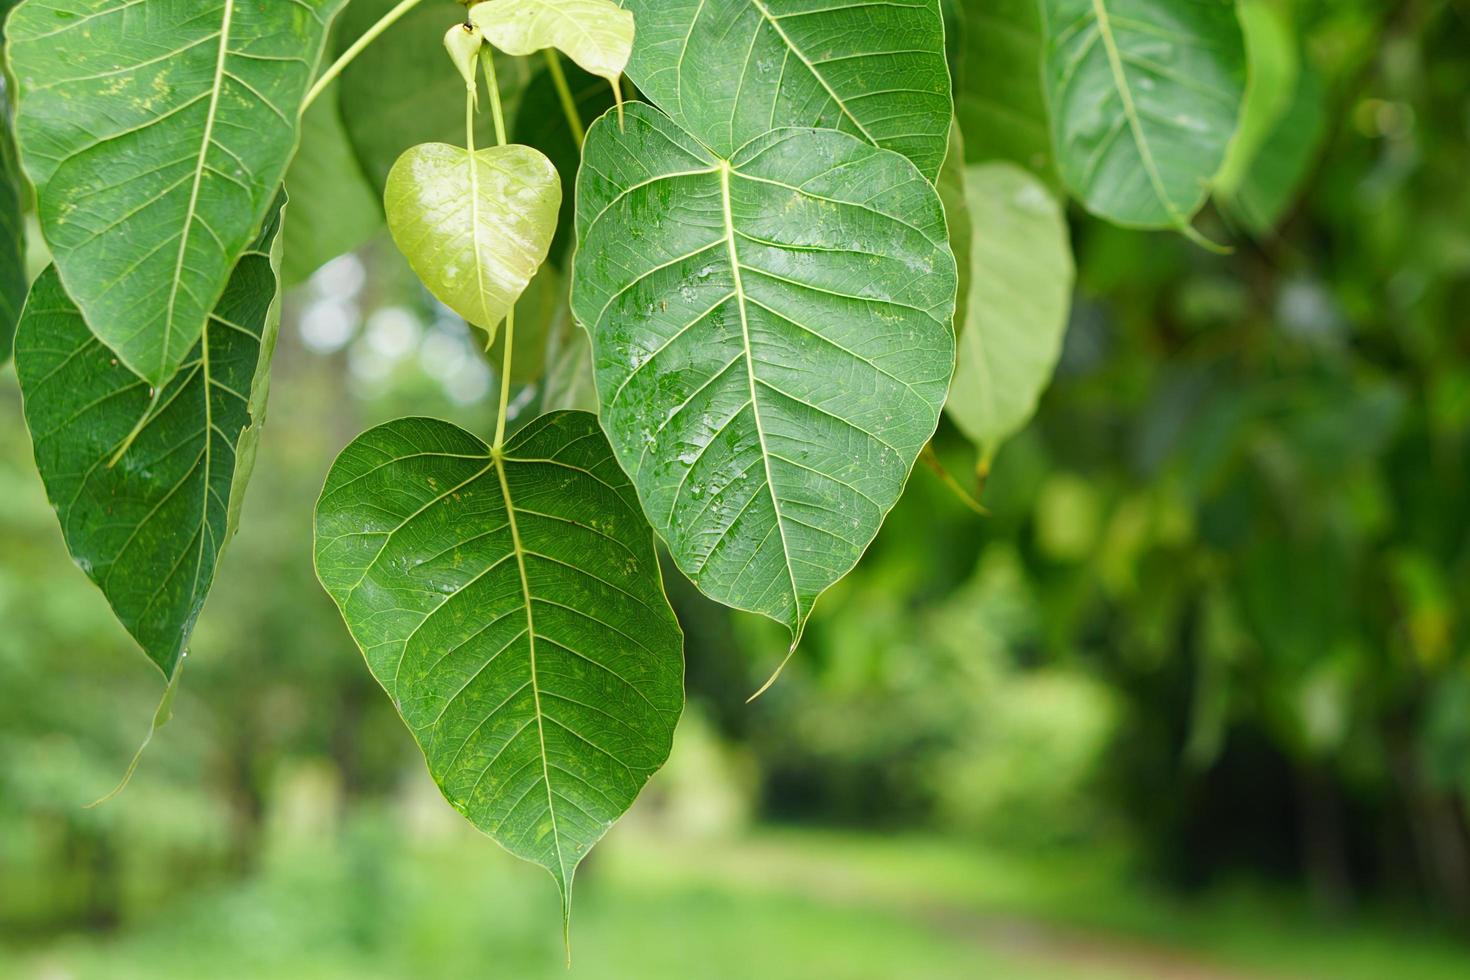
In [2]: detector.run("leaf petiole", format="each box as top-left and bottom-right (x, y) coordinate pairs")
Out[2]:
(302, 0), (429, 113)
(543, 49), (585, 146)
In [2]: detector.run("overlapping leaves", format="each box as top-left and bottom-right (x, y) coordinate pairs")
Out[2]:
(314, 411), (683, 924)
(8, 0), (342, 385)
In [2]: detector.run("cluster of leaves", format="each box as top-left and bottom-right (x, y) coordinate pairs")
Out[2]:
(0, 0), (1304, 935)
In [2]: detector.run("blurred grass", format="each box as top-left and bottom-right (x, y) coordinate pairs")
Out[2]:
(5, 810), (1470, 980)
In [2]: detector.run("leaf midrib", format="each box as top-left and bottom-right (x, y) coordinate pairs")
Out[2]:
(166, 0), (235, 382)
(746, 0), (878, 148)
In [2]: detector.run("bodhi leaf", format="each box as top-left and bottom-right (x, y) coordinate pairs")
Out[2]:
(487, 262), (565, 385)
(945, 163), (1074, 453)
(7, 0), (342, 385)
(470, 0), (634, 92)
(1213, 0), (1296, 200)
(618, 0), (954, 182)
(1225, 62), (1325, 235)
(572, 104), (957, 643)
(14, 196), (287, 678)
(955, 0), (1055, 182)
(1039, 0), (1245, 239)
(384, 143), (560, 340)
(314, 411), (683, 928)
(0, 0), (27, 363)
(541, 317), (598, 415)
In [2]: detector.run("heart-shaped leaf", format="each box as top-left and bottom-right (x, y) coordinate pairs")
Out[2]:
(7, 0), (342, 385)
(1039, 0), (1245, 236)
(618, 0), (954, 182)
(384, 143), (561, 340)
(945, 163), (1074, 453)
(314, 411), (683, 926)
(14, 196), (287, 678)
(471, 0), (634, 91)
(572, 103), (956, 642)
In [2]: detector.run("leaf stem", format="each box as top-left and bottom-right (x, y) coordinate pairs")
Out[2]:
(920, 444), (988, 516)
(543, 50), (585, 146)
(493, 308), (516, 451)
(302, 0), (428, 113)
(480, 47), (508, 148)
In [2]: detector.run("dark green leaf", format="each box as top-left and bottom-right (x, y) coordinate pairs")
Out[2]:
(618, 0), (954, 181)
(314, 411), (683, 923)
(14, 196), (287, 678)
(0, 0), (27, 363)
(955, 0), (1055, 182)
(1225, 61), (1327, 235)
(572, 104), (956, 642)
(8, 0), (341, 384)
(1040, 0), (1245, 235)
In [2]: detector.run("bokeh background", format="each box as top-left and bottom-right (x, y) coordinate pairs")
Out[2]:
(3, 1), (1469, 977)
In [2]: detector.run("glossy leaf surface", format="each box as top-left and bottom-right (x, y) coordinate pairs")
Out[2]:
(384, 143), (561, 339)
(15, 198), (286, 677)
(618, 0), (954, 181)
(573, 104), (956, 640)
(8, 0), (340, 384)
(945, 163), (1074, 451)
(470, 0), (634, 90)
(1040, 0), (1245, 232)
(314, 411), (683, 921)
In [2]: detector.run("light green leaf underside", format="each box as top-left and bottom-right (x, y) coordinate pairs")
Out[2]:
(283, 85), (383, 287)
(618, 0), (954, 182)
(14, 195), (287, 678)
(1213, 0), (1296, 199)
(572, 103), (956, 639)
(954, 0), (1056, 182)
(384, 142), (561, 338)
(8, 0), (341, 385)
(1040, 0), (1245, 231)
(471, 0), (634, 86)
(314, 411), (683, 920)
(945, 163), (1074, 450)
(336, 0), (534, 193)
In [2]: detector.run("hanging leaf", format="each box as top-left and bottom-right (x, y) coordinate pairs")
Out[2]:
(618, 0), (954, 182)
(283, 86), (383, 288)
(7, 0), (342, 385)
(384, 143), (561, 340)
(0, 0), (27, 364)
(945, 163), (1074, 453)
(470, 0), (634, 92)
(1213, 0), (1298, 199)
(314, 411), (683, 927)
(541, 316), (599, 415)
(1225, 61), (1327, 235)
(1039, 0), (1245, 238)
(14, 196), (287, 678)
(337, 0), (534, 193)
(954, 0), (1055, 182)
(938, 122), (972, 333)
(572, 104), (956, 643)
(487, 263), (565, 385)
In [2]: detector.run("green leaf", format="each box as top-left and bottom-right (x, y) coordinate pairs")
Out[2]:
(1213, 0), (1297, 199)
(541, 317), (599, 415)
(1225, 58), (1326, 235)
(8, 0), (341, 385)
(938, 122), (972, 333)
(488, 263), (565, 385)
(0, 0), (28, 364)
(336, 0), (534, 194)
(14, 195), (287, 678)
(954, 0), (1056, 182)
(384, 142), (561, 340)
(282, 85), (383, 288)
(945, 163), (1074, 452)
(572, 103), (957, 642)
(470, 0), (634, 91)
(314, 411), (683, 926)
(1039, 0), (1246, 237)
(618, 0), (954, 182)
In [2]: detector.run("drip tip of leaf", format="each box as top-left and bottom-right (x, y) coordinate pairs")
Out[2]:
(86, 654), (185, 808)
(747, 641), (800, 703)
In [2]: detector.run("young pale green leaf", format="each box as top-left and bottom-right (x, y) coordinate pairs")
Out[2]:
(572, 104), (957, 643)
(384, 143), (561, 340)
(1039, 0), (1245, 237)
(336, 0), (534, 193)
(945, 163), (1074, 453)
(7, 0), (341, 385)
(282, 88), (383, 288)
(618, 0), (954, 182)
(14, 196), (287, 679)
(470, 0), (634, 92)
(314, 411), (683, 926)
(955, 0), (1055, 182)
